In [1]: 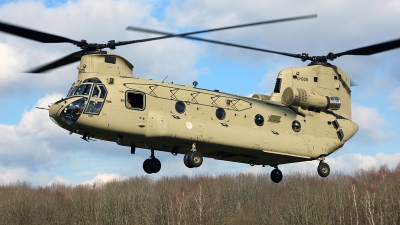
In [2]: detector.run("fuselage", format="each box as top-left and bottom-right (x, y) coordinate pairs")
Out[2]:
(49, 52), (359, 166)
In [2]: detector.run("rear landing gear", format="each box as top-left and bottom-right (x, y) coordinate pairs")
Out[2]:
(143, 149), (161, 174)
(270, 167), (283, 183)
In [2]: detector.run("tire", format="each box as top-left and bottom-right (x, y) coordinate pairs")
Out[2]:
(183, 152), (193, 168)
(187, 151), (203, 168)
(149, 158), (161, 173)
(317, 162), (330, 177)
(270, 168), (283, 183)
(143, 159), (153, 174)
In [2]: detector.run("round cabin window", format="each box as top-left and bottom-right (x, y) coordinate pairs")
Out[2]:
(254, 114), (264, 126)
(215, 108), (226, 120)
(175, 101), (186, 114)
(292, 120), (301, 132)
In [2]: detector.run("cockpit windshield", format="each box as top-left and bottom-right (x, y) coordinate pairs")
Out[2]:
(61, 78), (108, 123)
(67, 83), (92, 97)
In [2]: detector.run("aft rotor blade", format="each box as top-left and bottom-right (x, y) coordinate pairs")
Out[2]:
(123, 14), (317, 46)
(334, 38), (400, 57)
(0, 21), (81, 45)
(27, 50), (85, 73)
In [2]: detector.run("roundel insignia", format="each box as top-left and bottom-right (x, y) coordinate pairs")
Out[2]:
(186, 122), (193, 129)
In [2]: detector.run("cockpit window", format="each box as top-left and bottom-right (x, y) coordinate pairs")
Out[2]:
(75, 84), (92, 95)
(85, 84), (107, 114)
(67, 83), (92, 97)
(60, 97), (87, 125)
(66, 78), (105, 98)
(92, 85), (107, 99)
(83, 78), (102, 83)
(67, 85), (77, 97)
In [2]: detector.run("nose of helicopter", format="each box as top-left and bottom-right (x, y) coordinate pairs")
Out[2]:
(48, 103), (64, 125)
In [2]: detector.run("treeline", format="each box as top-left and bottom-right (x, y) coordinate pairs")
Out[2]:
(0, 164), (399, 225)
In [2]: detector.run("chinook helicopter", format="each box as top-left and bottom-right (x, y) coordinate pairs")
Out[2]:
(1, 15), (399, 183)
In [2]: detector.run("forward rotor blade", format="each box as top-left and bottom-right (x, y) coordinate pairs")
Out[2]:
(126, 26), (301, 59)
(123, 14), (317, 46)
(0, 21), (81, 45)
(334, 38), (400, 57)
(27, 50), (85, 73)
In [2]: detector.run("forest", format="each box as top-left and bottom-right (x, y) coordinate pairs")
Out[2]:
(0, 164), (399, 225)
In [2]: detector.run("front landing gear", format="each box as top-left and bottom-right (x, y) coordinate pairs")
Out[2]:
(143, 158), (161, 174)
(270, 167), (283, 183)
(317, 161), (330, 177)
(143, 149), (161, 174)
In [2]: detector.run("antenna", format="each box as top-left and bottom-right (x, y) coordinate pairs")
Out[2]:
(162, 75), (168, 83)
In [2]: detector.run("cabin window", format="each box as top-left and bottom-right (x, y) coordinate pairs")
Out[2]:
(175, 101), (186, 114)
(254, 114), (264, 126)
(105, 56), (116, 64)
(126, 92), (145, 110)
(216, 108), (226, 120)
(292, 120), (301, 132)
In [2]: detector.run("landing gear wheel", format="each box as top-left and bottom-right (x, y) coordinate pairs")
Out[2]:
(317, 162), (330, 177)
(270, 168), (283, 183)
(183, 152), (203, 168)
(188, 151), (203, 167)
(183, 153), (193, 168)
(143, 158), (162, 174)
(143, 159), (153, 174)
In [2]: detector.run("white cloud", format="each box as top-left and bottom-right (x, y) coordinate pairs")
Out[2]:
(82, 173), (124, 186)
(351, 105), (392, 143)
(389, 87), (400, 111)
(0, 0), (203, 98)
(0, 93), (71, 170)
(44, 175), (71, 185)
(0, 166), (30, 184)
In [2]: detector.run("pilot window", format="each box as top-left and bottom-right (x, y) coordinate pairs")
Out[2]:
(126, 92), (145, 110)
(68, 83), (92, 96)
(84, 84), (107, 114)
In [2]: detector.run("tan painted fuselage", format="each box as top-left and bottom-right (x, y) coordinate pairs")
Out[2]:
(49, 52), (359, 167)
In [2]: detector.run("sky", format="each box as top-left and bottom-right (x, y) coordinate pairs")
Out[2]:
(0, 0), (399, 185)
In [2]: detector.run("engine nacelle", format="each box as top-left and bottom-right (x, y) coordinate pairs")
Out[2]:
(281, 87), (341, 110)
(251, 94), (270, 101)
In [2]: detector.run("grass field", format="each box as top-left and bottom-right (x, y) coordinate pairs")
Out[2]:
(0, 164), (399, 224)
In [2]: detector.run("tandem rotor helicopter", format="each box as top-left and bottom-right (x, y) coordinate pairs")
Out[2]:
(1, 14), (399, 183)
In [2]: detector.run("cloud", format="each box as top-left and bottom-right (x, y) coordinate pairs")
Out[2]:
(0, 165), (30, 184)
(389, 87), (400, 112)
(82, 173), (124, 185)
(351, 105), (392, 143)
(0, 93), (66, 169)
(0, 0), (204, 98)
